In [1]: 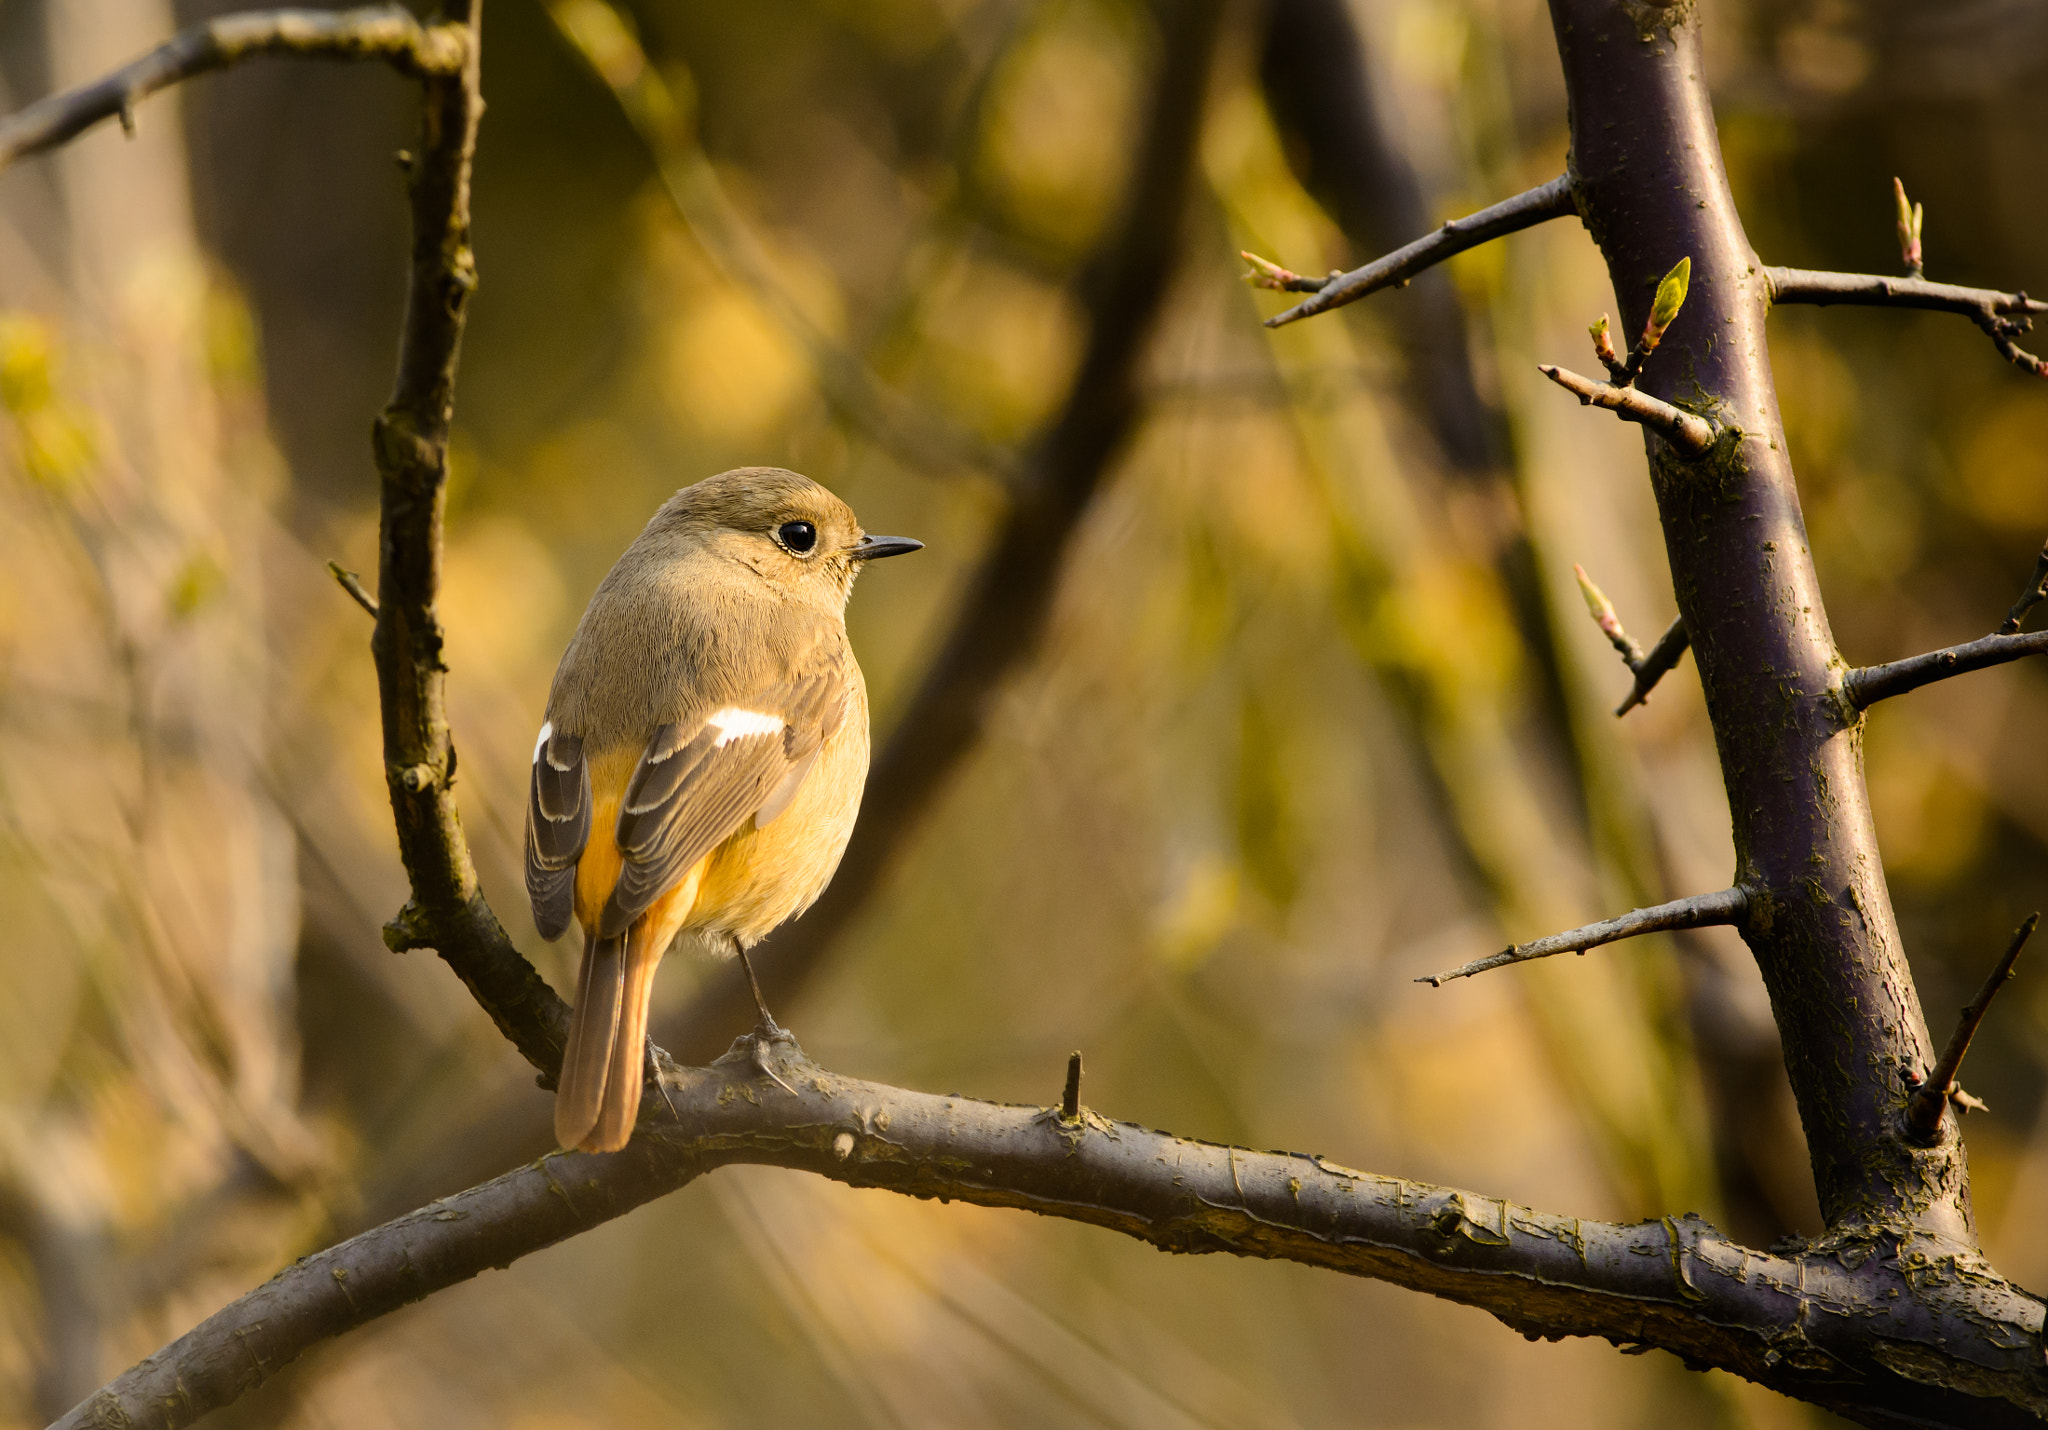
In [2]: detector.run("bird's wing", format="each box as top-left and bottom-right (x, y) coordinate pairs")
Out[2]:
(600, 648), (849, 939)
(525, 724), (591, 940)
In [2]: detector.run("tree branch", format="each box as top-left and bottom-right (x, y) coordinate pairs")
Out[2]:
(2001, 540), (2048, 635)
(60, 1039), (2048, 1430)
(1537, 363), (1717, 455)
(1842, 628), (2048, 709)
(325, 560), (378, 618)
(1765, 268), (2048, 378)
(0, 6), (464, 171)
(1906, 914), (2039, 1144)
(1419, 887), (1746, 986)
(365, 0), (571, 1077)
(1617, 616), (1689, 716)
(1262, 174), (1576, 328)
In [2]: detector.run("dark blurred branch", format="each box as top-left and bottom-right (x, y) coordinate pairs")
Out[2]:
(326, 560), (378, 617)
(2002, 541), (2048, 634)
(1906, 914), (2038, 1144)
(1842, 628), (2048, 708)
(546, 0), (1019, 487)
(61, 1037), (2048, 1430)
(1538, 363), (1716, 455)
(1764, 268), (2048, 378)
(365, 1), (571, 1076)
(1420, 887), (1746, 986)
(1263, 175), (1574, 328)
(0, 6), (463, 170)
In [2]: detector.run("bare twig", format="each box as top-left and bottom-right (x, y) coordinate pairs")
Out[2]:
(1764, 268), (2048, 379)
(1262, 174), (1575, 328)
(1905, 915), (2039, 1144)
(0, 6), (463, 171)
(1419, 887), (1746, 986)
(1617, 617), (1689, 717)
(1572, 564), (1693, 713)
(2000, 540), (2048, 634)
(1061, 1051), (1083, 1122)
(55, 1039), (2048, 1430)
(1842, 628), (2048, 709)
(545, 0), (1018, 487)
(1537, 364), (1716, 455)
(325, 560), (378, 618)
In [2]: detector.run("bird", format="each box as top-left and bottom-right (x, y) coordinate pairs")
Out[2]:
(525, 466), (922, 1153)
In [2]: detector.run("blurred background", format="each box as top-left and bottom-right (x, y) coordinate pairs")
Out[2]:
(0, 0), (2043, 1425)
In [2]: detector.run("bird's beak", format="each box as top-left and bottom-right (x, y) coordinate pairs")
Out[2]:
(850, 534), (924, 561)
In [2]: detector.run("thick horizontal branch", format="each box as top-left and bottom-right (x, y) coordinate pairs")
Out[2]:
(1617, 615), (1688, 717)
(1907, 915), (2038, 1144)
(62, 1039), (2048, 1430)
(1538, 364), (1717, 455)
(1420, 886), (1746, 985)
(1264, 174), (1574, 327)
(0, 6), (464, 171)
(1843, 628), (2048, 708)
(1765, 267), (2048, 378)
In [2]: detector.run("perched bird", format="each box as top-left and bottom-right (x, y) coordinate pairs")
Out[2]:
(525, 467), (921, 1152)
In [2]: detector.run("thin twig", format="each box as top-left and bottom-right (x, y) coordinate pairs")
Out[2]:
(545, 0), (1019, 488)
(1263, 174), (1575, 328)
(0, 6), (463, 171)
(53, 1038), (2046, 1430)
(325, 560), (378, 618)
(1842, 628), (2048, 709)
(1764, 268), (2048, 379)
(1419, 887), (1746, 986)
(1570, 565), (1693, 714)
(1537, 364), (1716, 455)
(1061, 1051), (1083, 1122)
(1905, 915), (2039, 1144)
(2000, 541), (2048, 634)
(1617, 617), (1689, 717)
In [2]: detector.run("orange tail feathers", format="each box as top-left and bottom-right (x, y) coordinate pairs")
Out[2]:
(589, 923), (666, 1151)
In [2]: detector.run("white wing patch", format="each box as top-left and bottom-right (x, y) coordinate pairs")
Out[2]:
(532, 720), (553, 764)
(706, 707), (785, 746)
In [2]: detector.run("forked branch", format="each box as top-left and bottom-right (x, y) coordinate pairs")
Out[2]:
(1765, 268), (2048, 379)
(1843, 628), (2048, 708)
(1906, 915), (2039, 1144)
(1573, 564), (1689, 716)
(1260, 174), (1575, 327)
(2001, 541), (2048, 634)
(0, 5), (463, 169)
(1420, 887), (1746, 986)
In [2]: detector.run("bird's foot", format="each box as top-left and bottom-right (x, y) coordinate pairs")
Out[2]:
(748, 1027), (798, 1095)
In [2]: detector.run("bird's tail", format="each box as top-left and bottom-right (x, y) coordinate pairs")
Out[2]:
(554, 923), (666, 1153)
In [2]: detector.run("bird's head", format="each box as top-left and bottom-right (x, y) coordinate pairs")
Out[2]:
(654, 466), (922, 608)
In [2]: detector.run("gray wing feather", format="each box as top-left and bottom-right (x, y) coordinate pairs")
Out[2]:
(597, 659), (849, 939)
(526, 729), (590, 940)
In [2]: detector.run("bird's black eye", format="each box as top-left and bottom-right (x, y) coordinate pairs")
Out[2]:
(775, 520), (818, 555)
